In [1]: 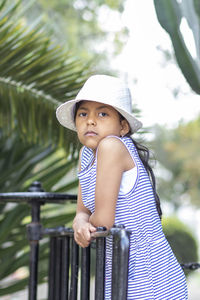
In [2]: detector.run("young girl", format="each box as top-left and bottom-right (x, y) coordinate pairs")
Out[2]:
(56, 75), (188, 299)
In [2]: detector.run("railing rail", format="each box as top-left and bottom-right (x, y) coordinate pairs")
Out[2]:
(0, 181), (199, 300)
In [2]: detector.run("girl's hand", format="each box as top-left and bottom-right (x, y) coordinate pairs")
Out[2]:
(73, 217), (96, 248)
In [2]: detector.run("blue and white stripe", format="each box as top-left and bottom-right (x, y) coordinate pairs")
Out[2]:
(78, 136), (188, 299)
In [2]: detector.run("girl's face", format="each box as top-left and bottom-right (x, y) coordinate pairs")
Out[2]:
(75, 101), (130, 152)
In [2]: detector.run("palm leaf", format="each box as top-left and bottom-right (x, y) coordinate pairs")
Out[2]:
(0, 0), (91, 149)
(154, 0), (200, 95)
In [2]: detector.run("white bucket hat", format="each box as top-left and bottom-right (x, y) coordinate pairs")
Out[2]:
(56, 74), (142, 134)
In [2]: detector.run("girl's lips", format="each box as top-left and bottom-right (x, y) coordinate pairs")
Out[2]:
(85, 131), (97, 136)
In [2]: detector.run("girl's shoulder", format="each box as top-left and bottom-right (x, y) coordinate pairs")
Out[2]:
(97, 135), (133, 152)
(97, 136), (135, 170)
(97, 136), (128, 154)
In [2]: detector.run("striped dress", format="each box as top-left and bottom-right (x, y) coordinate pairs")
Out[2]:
(78, 136), (188, 299)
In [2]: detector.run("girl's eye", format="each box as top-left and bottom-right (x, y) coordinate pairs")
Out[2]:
(79, 112), (87, 117)
(99, 112), (108, 117)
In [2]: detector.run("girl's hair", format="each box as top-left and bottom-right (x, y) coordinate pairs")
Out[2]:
(74, 101), (162, 219)
(129, 137), (162, 219)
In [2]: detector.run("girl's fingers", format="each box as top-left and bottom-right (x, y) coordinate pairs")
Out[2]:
(74, 229), (91, 247)
(89, 224), (97, 232)
(75, 237), (90, 248)
(74, 222), (97, 248)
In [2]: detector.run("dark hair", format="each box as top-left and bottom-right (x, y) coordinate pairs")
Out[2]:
(130, 137), (162, 219)
(74, 101), (162, 219)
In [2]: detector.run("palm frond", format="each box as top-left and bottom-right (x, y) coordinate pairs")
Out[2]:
(0, 0), (91, 148)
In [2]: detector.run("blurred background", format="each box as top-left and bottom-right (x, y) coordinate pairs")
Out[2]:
(0, 0), (199, 299)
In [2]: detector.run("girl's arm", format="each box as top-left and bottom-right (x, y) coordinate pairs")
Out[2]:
(73, 149), (96, 248)
(73, 183), (96, 247)
(89, 137), (134, 230)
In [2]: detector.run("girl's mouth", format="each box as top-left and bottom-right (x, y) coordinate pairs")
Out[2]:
(85, 131), (97, 136)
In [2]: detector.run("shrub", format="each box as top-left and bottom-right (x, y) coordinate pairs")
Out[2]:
(162, 216), (198, 275)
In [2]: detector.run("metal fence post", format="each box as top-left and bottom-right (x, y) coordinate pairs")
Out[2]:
(26, 181), (44, 300)
(69, 238), (79, 300)
(81, 246), (91, 300)
(95, 227), (106, 300)
(111, 225), (130, 300)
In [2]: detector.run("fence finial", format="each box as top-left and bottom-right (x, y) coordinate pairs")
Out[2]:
(28, 181), (44, 192)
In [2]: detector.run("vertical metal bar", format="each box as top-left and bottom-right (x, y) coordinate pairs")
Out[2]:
(28, 181), (44, 300)
(28, 201), (41, 300)
(29, 239), (39, 300)
(111, 229), (130, 300)
(81, 246), (91, 300)
(69, 238), (79, 300)
(111, 228), (120, 300)
(54, 237), (62, 300)
(48, 237), (56, 300)
(61, 236), (70, 300)
(117, 229), (130, 300)
(95, 228), (106, 300)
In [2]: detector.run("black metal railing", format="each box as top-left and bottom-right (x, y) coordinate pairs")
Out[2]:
(0, 181), (131, 300)
(0, 181), (200, 300)
(42, 226), (130, 300)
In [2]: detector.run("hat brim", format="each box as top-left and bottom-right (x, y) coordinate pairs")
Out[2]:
(56, 99), (142, 134)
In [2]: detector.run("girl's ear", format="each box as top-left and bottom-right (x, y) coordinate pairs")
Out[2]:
(120, 119), (130, 137)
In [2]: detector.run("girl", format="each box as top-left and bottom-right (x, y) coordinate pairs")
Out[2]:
(56, 75), (188, 299)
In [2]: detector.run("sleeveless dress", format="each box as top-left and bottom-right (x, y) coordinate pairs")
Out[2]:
(78, 136), (188, 299)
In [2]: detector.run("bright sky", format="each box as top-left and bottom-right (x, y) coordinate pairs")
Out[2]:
(111, 0), (200, 129)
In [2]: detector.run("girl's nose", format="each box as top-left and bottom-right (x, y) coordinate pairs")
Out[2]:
(87, 117), (96, 126)
(87, 114), (96, 126)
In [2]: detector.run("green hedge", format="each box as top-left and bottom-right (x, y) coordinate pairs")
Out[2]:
(162, 216), (199, 275)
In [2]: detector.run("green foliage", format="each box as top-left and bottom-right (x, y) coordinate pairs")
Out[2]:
(0, 131), (79, 193)
(154, 0), (200, 95)
(0, 131), (78, 295)
(31, 0), (127, 65)
(151, 116), (200, 208)
(162, 217), (198, 275)
(0, 0), (90, 149)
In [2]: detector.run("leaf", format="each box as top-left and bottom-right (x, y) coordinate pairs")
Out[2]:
(0, 0), (90, 147)
(154, 0), (200, 94)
